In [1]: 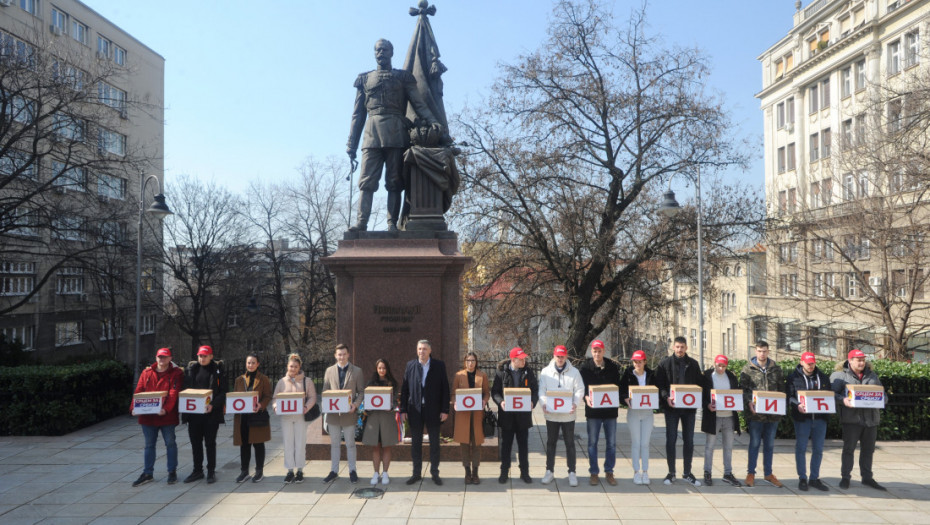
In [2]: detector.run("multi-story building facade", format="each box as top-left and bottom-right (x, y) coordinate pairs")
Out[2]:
(753, 0), (930, 362)
(0, 0), (165, 362)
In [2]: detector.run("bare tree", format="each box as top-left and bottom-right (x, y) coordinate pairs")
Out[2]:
(454, 1), (755, 356)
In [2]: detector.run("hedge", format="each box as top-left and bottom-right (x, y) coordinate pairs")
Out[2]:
(726, 358), (930, 441)
(0, 360), (132, 436)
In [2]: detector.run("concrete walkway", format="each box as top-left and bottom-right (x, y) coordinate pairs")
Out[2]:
(1, 406), (929, 525)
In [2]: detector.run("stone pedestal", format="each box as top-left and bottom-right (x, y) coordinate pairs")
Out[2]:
(321, 232), (472, 389)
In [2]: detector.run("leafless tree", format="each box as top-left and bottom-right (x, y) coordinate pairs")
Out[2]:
(454, 1), (756, 357)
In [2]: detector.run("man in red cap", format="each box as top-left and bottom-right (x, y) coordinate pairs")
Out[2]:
(701, 354), (741, 487)
(181, 345), (227, 484)
(579, 339), (622, 485)
(131, 348), (184, 487)
(539, 345), (584, 486)
(491, 347), (538, 483)
(831, 349), (885, 490)
(787, 352), (831, 491)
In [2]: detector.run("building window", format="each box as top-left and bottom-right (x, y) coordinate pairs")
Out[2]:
(6, 207), (38, 238)
(776, 101), (785, 129)
(846, 272), (860, 298)
(97, 173), (127, 199)
(810, 181), (821, 208)
(97, 82), (126, 111)
(777, 147), (786, 173)
(140, 314), (157, 335)
(842, 119), (853, 148)
(113, 45), (126, 66)
(50, 8), (67, 35)
(788, 188), (797, 214)
(813, 239), (823, 261)
(822, 178), (833, 205)
(786, 97), (795, 124)
(4, 95), (35, 125)
(97, 36), (111, 58)
(1, 325), (35, 350)
(821, 77), (830, 108)
(860, 238), (871, 260)
(858, 173), (869, 198)
(778, 190), (787, 215)
(841, 67), (852, 98)
(98, 129), (126, 156)
(809, 84), (819, 113)
(787, 143), (796, 171)
(812, 327), (837, 358)
(56, 267), (84, 295)
(777, 323), (802, 351)
(19, 0), (38, 15)
(0, 261), (35, 296)
(821, 128), (831, 158)
(888, 98), (903, 133)
(779, 274), (798, 296)
(855, 114), (866, 144)
(53, 215), (84, 241)
(813, 273), (824, 297)
(100, 318), (123, 340)
(809, 132), (820, 162)
(855, 58), (866, 91)
(97, 220), (126, 244)
(55, 321), (83, 347)
(51, 161), (86, 192)
(0, 149), (36, 180)
(52, 113), (85, 142)
(824, 272), (836, 296)
(71, 19), (87, 45)
(888, 40), (902, 75)
(735, 265), (743, 277)
(227, 314), (239, 328)
(905, 31), (919, 68)
(142, 267), (156, 292)
(843, 173), (855, 201)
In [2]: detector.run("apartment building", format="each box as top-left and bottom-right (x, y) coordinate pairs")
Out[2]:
(0, 0), (165, 362)
(753, 0), (930, 362)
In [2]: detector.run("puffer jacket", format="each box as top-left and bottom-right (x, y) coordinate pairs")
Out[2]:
(182, 359), (227, 424)
(491, 359), (539, 431)
(739, 357), (785, 423)
(538, 358), (584, 423)
(786, 364), (832, 422)
(830, 360), (882, 427)
(132, 361), (184, 427)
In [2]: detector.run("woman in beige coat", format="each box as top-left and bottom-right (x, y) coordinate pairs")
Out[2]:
(272, 354), (317, 484)
(233, 354), (272, 482)
(452, 352), (491, 484)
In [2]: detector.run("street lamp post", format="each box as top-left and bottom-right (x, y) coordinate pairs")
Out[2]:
(134, 172), (172, 383)
(658, 169), (705, 369)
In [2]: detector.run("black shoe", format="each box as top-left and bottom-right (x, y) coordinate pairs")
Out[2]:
(839, 477), (850, 489)
(406, 474), (423, 485)
(721, 473), (741, 487)
(862, 478), (887, 491)
(284, 471), (295, 484)
(183, 470), (204, 484)
(252, 471), (264, 483)
(295, 471), (304, 483)
(132, 473), (154, 487)
(682, 472), (702, 487)
(349, 471), (358, 484)
(206, 472), (216, 484)
(520, 472), (532, 484)
(663, 473), (676, 485)
(498, 472), (509, 484)
(236, 471), (251, 483)
(166, 471), (177, 485)
(432, 473), (443, 486)
(798, 479), (808, 491)
(703, 472), (713, 486)
(322, 471), (338, 483)
(808, 478), (828, 491)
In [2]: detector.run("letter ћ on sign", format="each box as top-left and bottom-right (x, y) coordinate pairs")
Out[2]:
(752, 390), (786, 415)
(504, 387), (532, 412)
(364, 386), (392, 411)
(274, 391), (305, 415)
(797, 390), (835, 414)
(546, 390), (573, 414)
(589, 384), (620, 408)
(226, 391), (258, 414)
(179, 389), (212, 414)
(669, 385), (702, 409)
(455, 387), (483, 411)
(132, 391), (167, 415)
(629, 385), (658, 409)
(711, 389), (742, 411)
(322, 389), (352, 414)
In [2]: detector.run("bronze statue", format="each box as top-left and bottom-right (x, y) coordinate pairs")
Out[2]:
(346, 39), (443, 232)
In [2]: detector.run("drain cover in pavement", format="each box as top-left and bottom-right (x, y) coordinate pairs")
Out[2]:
(352, 487), (385, 499)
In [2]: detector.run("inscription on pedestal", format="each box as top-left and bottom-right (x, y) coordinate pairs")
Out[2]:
(374, 304), (421, 333)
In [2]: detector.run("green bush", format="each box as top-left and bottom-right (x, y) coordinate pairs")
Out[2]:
(726, 358), (930, 441)
(0, 360), (132, 436)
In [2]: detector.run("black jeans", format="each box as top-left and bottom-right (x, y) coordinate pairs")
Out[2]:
(841, 423), (877, 480)
(409, 413), (441, 476)
(545, 421), (576, 473)
(187, 414), (220, 473)
(664, 408), (696, 475)
(500, 426), (530, 474)
(239, 419), (265, 472)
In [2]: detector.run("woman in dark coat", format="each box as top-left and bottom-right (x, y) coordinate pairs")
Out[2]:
(232, 354), (272, 482)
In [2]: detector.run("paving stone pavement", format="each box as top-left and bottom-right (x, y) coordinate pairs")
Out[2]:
(1, 406), (928, 524)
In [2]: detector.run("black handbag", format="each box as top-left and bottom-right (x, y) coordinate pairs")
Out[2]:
(246, 410), (270, 427)
(303, 377), (322, 422)
(483, 407), (498, 437)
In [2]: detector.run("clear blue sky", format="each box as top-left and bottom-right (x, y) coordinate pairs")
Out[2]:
(84, 0), (798, 194)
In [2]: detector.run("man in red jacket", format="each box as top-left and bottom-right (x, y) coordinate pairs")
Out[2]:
(131, 347), (184, 487)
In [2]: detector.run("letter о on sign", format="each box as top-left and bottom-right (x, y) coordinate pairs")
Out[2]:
(369, 395), (384, 408)
(233, 398), (246, 411)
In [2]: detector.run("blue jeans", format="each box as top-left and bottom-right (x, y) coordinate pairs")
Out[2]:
(142, 424), (178, 476)
(747, 420), (778, 476)
(664, 409), (696, 475)
(793, 418), (827, 481)
(586, 418), (616, 474)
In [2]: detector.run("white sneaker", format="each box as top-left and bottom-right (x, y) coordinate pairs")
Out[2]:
(568, 472), (578, 487)
(370, 473), (380, 486)
(541, 470), (554, 484)
(381, 472), (390, 485)
(642, 472), (650, 485)
(633, 471), (643, 485)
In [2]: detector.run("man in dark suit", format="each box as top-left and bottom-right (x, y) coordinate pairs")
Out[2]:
(400, 339), (450, 485)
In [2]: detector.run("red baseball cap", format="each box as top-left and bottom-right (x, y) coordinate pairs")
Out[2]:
(197, 345), (213, 356)
(591, 340), (605, 350)
(715, 355), (728, 365)
(509, 347), (528, 359)
(156, 348), (172, 357)
(631, 350), (646, 361)
(553, 345), (568, 357)
(800, 352), (816, 364)
(848, 349), (866, 359)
